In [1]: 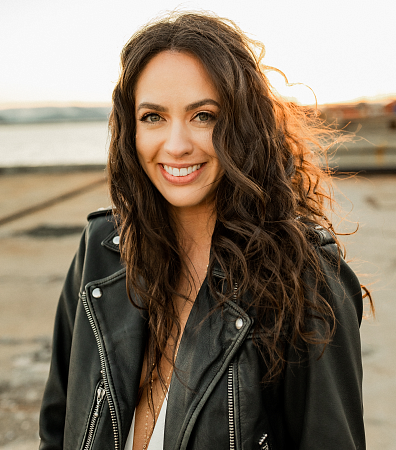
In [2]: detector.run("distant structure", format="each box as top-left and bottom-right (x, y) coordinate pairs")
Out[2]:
(320, 99), (396, 129)
(317, 98), (396, 173)
(384, 100), (396, 129)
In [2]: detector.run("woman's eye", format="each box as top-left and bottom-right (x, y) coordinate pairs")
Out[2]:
(194, 112), (215, 122)
(141, 113), (161, 123)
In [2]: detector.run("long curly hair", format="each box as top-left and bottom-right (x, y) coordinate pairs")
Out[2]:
(107, 12), (366, 389)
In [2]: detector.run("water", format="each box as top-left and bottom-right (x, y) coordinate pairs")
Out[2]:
(0, 121), (109, 167)
(1, 118), (396, 170)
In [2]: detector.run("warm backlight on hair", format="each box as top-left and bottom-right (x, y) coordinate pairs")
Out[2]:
(266, 70), (317, 106)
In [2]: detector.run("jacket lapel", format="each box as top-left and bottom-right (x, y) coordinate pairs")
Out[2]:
(88, 229), (253, 450)
(85, 268), (147, 450)
(165, 279), (253, 450)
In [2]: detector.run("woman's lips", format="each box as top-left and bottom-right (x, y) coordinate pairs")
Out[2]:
(159, 163), (206, 184)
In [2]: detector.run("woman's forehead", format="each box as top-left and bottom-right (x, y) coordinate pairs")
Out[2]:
(134, 51), (220, 108)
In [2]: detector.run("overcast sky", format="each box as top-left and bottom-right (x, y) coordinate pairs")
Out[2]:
(1, 0), (395, 106)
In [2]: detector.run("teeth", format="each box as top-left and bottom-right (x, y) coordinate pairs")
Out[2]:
(163, 164), (201, 177)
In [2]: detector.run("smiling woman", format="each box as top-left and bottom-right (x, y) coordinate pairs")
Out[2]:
(39, 11), (372, 450)
(134, 51), (223, 210)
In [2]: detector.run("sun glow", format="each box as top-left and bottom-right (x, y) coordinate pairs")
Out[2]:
(266, 70), (318, 106)
(0, 0), (395, 106)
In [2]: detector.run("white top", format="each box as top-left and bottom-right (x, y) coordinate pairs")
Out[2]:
(124, 395), (168, 450)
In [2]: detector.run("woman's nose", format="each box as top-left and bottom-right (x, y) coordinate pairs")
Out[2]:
(163, 122), (193, 157)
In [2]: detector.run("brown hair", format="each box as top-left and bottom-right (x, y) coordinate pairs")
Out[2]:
(107, 12), (367, 391)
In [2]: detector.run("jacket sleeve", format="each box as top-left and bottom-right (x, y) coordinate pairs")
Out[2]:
(38, 228), (87, 450)
(283, 241), (366, 450)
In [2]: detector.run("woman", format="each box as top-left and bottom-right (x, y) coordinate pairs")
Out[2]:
(39, 12), (371, 450)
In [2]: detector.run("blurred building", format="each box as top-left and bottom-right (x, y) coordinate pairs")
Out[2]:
(318, 98), (396, 172)
(320, 99), (396, 128)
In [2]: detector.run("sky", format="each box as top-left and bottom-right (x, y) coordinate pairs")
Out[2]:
(1, 0), (395, 107)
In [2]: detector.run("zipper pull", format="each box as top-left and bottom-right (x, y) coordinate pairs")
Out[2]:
(94, 387), (106, 417)
(258, 433), (269, 450)
(233, 282), (238, 301)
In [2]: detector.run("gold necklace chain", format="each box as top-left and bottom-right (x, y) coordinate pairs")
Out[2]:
(142, 363), (173, 450)
(142, 297), (189, 450)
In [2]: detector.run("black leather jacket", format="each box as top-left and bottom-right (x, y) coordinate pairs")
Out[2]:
(39, 210), (365, 450)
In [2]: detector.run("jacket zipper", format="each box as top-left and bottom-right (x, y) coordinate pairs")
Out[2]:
(227, 362), (235, 450)
(82, 291), (120, 450)
(231, 284), (269, 450)
(227, 282), (239, 450)
(83, 381), (106, 450)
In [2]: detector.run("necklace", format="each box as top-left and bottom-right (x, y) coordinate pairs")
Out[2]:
(142, 363), (173, 450)
(142, 298), (188, 450)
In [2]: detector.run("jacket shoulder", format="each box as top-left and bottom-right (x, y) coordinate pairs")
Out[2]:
(303, 222), (336, 248)
(87, 206), (114, 221)
(304, 223), (363, 323)
(84, 208), (120, 252)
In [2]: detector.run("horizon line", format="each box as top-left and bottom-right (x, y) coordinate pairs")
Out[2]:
(1, 93), (395, 111)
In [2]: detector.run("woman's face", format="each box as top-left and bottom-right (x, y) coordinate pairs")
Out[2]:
(134, 51), (223, 211)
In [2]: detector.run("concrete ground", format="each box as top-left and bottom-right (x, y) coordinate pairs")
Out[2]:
(0, 170), (394, 449)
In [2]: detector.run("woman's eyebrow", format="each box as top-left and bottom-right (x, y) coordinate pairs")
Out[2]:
(137, 102), (167, 112)
(136, 99), (220, 113)
(185, 99), (220, 111)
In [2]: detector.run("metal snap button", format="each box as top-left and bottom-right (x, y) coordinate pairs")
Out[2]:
(92, 287), (102, 298)
(112, 235), (120, 245)
(235, 317), (243, 330)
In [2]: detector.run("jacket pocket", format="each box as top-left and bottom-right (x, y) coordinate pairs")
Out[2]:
(81, 380), (106, 450)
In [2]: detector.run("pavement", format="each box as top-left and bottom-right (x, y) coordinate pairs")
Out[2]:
(0, 169), (395, 449)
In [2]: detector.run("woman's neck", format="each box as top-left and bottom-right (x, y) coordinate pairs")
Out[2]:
(170, 202), (216, 292)
(171, 203), (215, 253)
